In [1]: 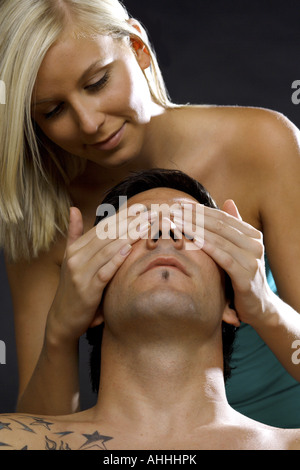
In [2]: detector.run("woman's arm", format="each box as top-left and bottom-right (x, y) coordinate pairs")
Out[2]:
(181, 108), (300, 381)
(212, 109), (300, 380)
(196, 197), (300, 381)
(250, 110), (300, 379)
(5, 239), (80, 415)
(6, 207), (153, 415)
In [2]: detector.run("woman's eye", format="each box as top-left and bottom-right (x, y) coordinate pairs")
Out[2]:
(85, 72), (109, 92)
(44, 103), (63, 120)
(42, 72), (109, 120)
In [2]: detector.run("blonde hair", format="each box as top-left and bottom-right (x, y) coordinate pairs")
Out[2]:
(0, 0), (173, 261)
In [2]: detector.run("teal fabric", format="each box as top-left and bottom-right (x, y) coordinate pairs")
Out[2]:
(226, 256), (300, 428)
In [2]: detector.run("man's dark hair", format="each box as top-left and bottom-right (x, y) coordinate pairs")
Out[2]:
(86, 169), (236, 393)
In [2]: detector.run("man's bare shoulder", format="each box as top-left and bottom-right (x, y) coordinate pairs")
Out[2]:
(226, 411), (300, 450)
(0, 413), (72, 450)
(1, 411), (299, 450)
(0, 413), (113, 451)
(280, 428), (300, 450)
(259, 426), (300, 450)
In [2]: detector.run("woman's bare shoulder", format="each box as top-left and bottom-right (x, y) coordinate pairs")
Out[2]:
(5, 231), (66, 276)
(187, 103), (289, 120)
(185, 104), (297, 137)
(186, 104), (299, 169)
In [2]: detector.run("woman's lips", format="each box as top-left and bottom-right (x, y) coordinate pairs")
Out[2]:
(89, 123), (126, 151)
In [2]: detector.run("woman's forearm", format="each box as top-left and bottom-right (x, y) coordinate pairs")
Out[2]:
(16, 325), (80, 415)
(249, 292), (300, 382)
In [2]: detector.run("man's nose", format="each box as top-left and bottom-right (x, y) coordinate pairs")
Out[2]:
(145, 217), (184, 250)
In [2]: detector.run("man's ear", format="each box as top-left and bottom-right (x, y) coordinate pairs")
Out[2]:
(222, 302), (241, 328)
(89, 306), (105, 329)
(127, 19), (151, 70)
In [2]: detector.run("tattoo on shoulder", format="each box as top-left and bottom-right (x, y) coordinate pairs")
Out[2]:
(0, 415), (114, 450)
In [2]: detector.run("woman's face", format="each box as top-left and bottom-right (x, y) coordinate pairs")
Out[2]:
(32, 31), (155, 168)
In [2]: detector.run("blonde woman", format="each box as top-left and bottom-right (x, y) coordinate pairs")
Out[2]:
(1, 0), (300, 427)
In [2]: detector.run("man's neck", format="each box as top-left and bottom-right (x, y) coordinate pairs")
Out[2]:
(91, 334), (232, 439)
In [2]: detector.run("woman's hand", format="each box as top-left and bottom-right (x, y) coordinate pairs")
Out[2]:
(47, 206), (154, 343)
(173, 200), (274, 327)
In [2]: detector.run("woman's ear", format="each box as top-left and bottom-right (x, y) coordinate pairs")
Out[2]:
(127, 19), (151, 70)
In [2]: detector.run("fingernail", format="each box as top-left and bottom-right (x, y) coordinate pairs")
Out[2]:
(193, 235), (205, 249)
(170, 219), (178, 230)
(137, 221), (151, 233)
(120, 244), (132, 256)
(173, 216), (183, 226)
(140, 210), (158, 221)
(129, 203), (147, 214)
(162, 217), (177, 229)
(170, 208), (183, 218)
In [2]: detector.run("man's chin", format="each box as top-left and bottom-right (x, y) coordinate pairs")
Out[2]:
(131, 289), (199, 323)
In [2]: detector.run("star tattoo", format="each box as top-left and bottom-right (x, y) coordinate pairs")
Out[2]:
(0, 422), (12, 431)
(79, 431), (113, 450)
(29, 417), (54, 430)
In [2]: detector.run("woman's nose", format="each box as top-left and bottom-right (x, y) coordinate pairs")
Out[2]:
(74, 102), (105, 135)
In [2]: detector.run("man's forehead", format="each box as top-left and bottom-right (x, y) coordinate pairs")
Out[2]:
(126, 187), (199, 208)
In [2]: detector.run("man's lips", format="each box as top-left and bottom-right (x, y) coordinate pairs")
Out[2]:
(141, 257), (189, 276)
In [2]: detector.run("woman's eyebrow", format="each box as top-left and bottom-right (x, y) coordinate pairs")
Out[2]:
(78, 59), (106, 82)
(32, 59), (105, 107)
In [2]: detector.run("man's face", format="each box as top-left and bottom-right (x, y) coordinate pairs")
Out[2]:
(101, 188), (236, 344)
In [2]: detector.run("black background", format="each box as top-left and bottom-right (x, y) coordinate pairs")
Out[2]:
(0, 0), (299, 413)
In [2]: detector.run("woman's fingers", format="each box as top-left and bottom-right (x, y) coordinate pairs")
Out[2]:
(66, 206), (155, 262)
(171, 200), (264, 282)
(65, 207), (84, 252)
(66, 209), (157, 286)
(222, 199), (242, 220)
(64, 203), (143, 254)
(85, 220), (153, 283)
(93, 243), (134, 285)
(197, 229), (262, 279)
(172, 201), (269, 323)
(96, 203), (150, 241)
(172, 202), (262, 250)
(174, 200), (261, 239)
